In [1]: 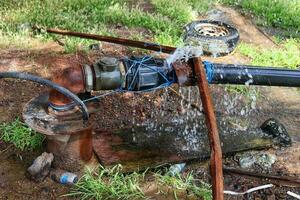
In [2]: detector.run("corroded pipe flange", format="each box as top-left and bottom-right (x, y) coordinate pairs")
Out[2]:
(23, 94), (91, 136)
(23, 93), (93, 171)
(46, 126), (93, 172)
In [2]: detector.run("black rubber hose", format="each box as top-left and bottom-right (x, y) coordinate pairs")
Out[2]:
(0, 72), (89, 121)
(210, 63), (300, 87)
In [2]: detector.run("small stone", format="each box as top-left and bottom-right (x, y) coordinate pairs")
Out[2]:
(27, 152), (54, 182)
(239, 151), (276, 170)
(239, 155), (256, 169)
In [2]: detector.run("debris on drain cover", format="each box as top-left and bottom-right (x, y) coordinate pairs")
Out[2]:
(27, 152), (54, 182)
(237, 151), (276, 170)
(261, 118), (292, 147)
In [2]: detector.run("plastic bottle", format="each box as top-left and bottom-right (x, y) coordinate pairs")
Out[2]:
(168, 163), (186, 176)
(50, 169), (78, 185)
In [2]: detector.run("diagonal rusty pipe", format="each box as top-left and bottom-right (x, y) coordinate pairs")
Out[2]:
(193, 57), (224, 200)
(43, 27), (176, 54)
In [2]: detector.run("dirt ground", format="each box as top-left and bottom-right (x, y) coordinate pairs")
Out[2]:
(0, 5), (300, 200)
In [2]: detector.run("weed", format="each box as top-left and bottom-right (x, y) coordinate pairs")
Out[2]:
(219, 0), (300, 36)
(67, 165), (146, 200)
(225, 85), (252, 96)
(155, 172), (212, 200)
(151, 0), (197, 25)
(1, 0), (299, 52)
(186, 0), (213, 14)
(225, 85), (260, 108)
(0, 0), (212, 52)
(0, 118), (45, 151)
(238, 40), (300, 69)
(68, 165), (212, 200)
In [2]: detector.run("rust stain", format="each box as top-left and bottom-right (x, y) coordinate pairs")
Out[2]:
(172, 60), (195, 86)
(79, 127), (93, 161)
(92, 131), (184, 169)
(49, 65), (86, 106)
(46, 125), (93, 171)
(44, 27), (177, 54)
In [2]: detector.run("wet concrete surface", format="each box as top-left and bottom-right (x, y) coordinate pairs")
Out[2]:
(91, 84), (299, 172)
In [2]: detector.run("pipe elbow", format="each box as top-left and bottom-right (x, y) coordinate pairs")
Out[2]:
(49, 66), (86, 106)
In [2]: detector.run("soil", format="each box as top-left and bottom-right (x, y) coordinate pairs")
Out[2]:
(0, 5), (300, 200)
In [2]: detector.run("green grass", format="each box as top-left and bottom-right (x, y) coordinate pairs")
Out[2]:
(225, 85), (259, 108)
(68, 165), (212, 200)
(0, 0), (212, 52)
(155, 172), (212, 200)
(68, 165), (146, 200)
(151, 0), (197, 25)
(219, 0), (300, 36)
(1, 0), (299, 52)
(225, 85), (254, 95)
(238, 39), (300, 69)
(186, 0), (213, 14)
(0, 118), (45, 151)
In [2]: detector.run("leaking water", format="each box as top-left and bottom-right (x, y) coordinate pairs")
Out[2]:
(114, 83), (279, 158)
(121, 43), (269, 155)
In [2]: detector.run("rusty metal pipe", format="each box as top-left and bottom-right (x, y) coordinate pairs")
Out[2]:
(0, 71), (89, 120)
(49, 66), (86, 107)
(44, 28), (176, 53)
(46, 125), (93, 171)
(193, 57), (224, 200)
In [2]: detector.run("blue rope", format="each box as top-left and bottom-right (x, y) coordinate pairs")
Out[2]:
(120, 54), (174, 92)
(83, 53), (174, 102)
(126, 57), (170, 83)
(82, 90), (120, 103)
(127, 56), (151, 90)
(82, 55), (214, 103)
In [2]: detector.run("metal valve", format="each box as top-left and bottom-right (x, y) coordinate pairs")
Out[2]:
(83, 56), (175, 92)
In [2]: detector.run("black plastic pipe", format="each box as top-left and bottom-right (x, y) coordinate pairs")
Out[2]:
(207, 63), (300, 87)
(0, 72), (89, 121)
